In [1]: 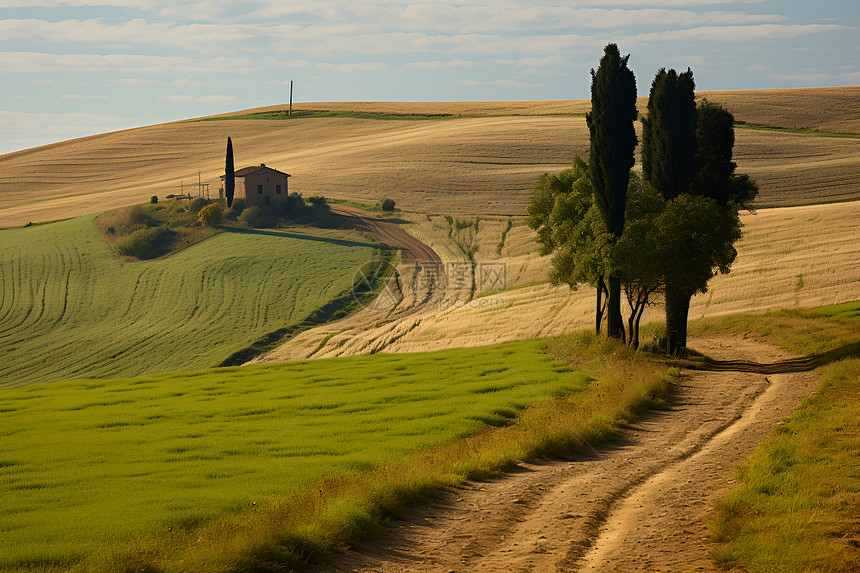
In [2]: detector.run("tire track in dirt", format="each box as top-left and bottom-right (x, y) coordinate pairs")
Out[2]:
(330, 205), (442, 266)
(316, 336), (820, 573)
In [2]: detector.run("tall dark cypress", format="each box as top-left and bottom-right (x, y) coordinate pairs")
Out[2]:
(695, 99), (736, 205)
(225, 137), (235, 208)
(641, 68), (698, 354)
(641, 68), (697, 201)
(586, 43), (638, 339)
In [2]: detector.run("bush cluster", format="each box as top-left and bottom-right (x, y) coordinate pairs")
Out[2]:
(238, 205), (263, 227)
(116, 227), (173, 259)
(198, 203), (224, 227)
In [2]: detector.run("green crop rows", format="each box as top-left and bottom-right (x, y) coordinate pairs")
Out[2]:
(0, 216), (380, 388)
(0, 341), (587, 568)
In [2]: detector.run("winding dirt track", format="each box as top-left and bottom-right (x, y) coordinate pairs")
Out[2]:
(330, 205), (441, 265)
(316, 336), (820, 573)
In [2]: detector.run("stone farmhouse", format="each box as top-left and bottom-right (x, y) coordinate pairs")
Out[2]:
(222, 164), (291, 207)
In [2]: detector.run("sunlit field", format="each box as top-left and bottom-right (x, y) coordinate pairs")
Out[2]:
(2, 87), (858, 228)
(0, 216), (381, 387)
(0, 341), (589, 569)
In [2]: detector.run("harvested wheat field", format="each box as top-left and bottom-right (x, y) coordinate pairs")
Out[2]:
(258, 198), (860, 362)
(697, 86), (860, 134)
(2, 87), (859, 228)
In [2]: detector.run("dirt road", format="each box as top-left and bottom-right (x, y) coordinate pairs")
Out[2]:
(317, 337), (820, 572)
(330, 205), (442, 265)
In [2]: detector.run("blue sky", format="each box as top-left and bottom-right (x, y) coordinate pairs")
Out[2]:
(1, 0), (857, 154)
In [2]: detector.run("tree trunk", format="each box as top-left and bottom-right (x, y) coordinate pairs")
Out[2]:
(665, 285), (691, 355)
(596, 276), (608, 334)
(607, 276), (623, 339)
(627, 310), (637, 348)
(632, 298), (646, 350)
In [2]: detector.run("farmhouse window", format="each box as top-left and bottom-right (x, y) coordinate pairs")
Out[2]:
(257, 185), (263, 194)
(276, 185), (282, 194)
(265, 196), (270, 206)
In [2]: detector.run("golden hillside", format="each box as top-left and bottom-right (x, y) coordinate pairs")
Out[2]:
(1, 87), (858, 228)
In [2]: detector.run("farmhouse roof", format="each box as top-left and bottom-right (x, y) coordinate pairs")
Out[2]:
(228, 164), (291, 178)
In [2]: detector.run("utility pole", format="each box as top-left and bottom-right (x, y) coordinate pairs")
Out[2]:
(289, 80), (293, 117)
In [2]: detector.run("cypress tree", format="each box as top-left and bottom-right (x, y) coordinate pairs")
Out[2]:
(695, 99), (737, 206)
(225, 137), (235, 208)
(586, 43), (638, 338)
(641, 68), (697, 201)
(641, 68), (698, 354)
(644, 74), (756, 354)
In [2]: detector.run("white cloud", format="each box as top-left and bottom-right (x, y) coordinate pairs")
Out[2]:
(400, 59), (480, 70)
(113, 77), (157, 85)
(492, 55), (572, 68)
(458, 79), (541, 88)
(61, 93), (109, 99)
(767, 70), (860, 82)
(0, 109), (136, 155)
(0, 18), (259, 54)
(628, 23), (848, 44)
(744, 63), (770, 72)
(170, 78), (207, 88)
(316, 62), (390, 73)
(157, 94), (239, 103)
(0, 51), (254, 75)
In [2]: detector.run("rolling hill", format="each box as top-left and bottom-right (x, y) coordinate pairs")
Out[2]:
(1, 87), (858, 228)
(0, 216), (383, 388)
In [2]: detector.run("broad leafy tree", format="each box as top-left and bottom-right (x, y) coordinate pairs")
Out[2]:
(528, 159), (663, 348)
(610, 179), (665, 349)
(586, 43), (638, 338)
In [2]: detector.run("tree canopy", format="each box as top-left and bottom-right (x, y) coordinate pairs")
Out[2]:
(641, 68), (697, 201)
(527, 158), (665, 348)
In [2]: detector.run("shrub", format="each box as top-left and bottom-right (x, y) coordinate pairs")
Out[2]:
(198, 203), (224, 227)
(281, 193), (306, 217)
(126, 205), (152, 227)
(308, 195), (328, 208)
(116, 227), (172, 259)
(381, 198), (396, 212)
(230, 198), (246, 215)
(238, 205), (263, 228)
(189, 198), (210, 214)
(150, 196), (158, 204)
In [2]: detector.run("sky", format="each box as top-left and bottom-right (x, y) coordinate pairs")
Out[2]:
(1, 0), (857, 155)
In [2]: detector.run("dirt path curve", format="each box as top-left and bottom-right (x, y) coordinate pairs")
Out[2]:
(316, 336), (820, 573)
(330, 205), (441, 265)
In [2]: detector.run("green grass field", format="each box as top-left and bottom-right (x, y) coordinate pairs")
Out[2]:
(0, 341), (593, 569)
(0, 216), (382, 388)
